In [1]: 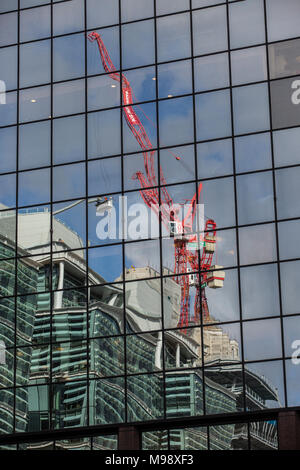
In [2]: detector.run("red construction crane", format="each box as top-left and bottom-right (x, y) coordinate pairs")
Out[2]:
(88, 31), (223, 329)
(188, 220), (219, 323)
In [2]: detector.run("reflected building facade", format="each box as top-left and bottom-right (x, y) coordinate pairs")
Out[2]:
(0, 208), (279, 449)
(1, 0), (300, 451)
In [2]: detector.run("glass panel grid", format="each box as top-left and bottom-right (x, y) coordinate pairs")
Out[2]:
(0, 0), (298, 451)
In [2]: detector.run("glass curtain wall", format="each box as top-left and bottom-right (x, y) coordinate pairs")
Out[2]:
(0, 0), (300, 450)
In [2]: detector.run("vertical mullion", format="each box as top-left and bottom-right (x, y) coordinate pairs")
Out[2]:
(1, 0), (292, 450)
(84, 0), (89, 428)
(13, 0), (20, 435)
(226, 0), (247, 418)
(49, 0), (54, 431)
(189, 0), (207, 419)
(263, 0), (287, 409)
(118, 0), (127, 430)
(247, 421), (251, 450)
(154, 0), (167, 424)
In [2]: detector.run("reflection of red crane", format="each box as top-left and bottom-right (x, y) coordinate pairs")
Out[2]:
(88, 32), (223, 329)
(188, 220), (217, 323)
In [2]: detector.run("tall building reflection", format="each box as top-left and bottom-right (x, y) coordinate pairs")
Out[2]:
(0, 207), (279, 449)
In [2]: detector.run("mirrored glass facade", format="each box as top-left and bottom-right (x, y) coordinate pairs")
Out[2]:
(0, 0), (300, 451)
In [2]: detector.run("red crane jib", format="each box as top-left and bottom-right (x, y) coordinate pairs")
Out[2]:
(88, 31), (216, 330)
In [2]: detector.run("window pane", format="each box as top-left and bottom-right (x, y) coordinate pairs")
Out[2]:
(196, 90), (231, 141)
(86, 0), (119, 29)
(274, 127), (300, 167)
(125, 280), (162, 332)
(19, 121), (50, 170)
(193, 0), (224, 6)
(231, 46), (267, 85)
(123, 66), (156, 103)
(157, 13), (191, 62)
(88, 157), (121, 196)
(0, 0), (18, 12)
(0, 91), (17, 126)
(205, 268), (240, 322)
(158, 60), (192, 99)
(204, 325), (241, 365)
(53, 163), (85, 201)
(194, 53), (229, 92)
(1, 0), (299, 438)
(87, 27), (120, 76)
(53, 116), (85, 165)
(123, 102), (156, 154)
(53, 34), (85, 82)
(53, 0), (84, 36)
(124, 151), (158, 191)
(209, 423), (238, 449)
(157, 0), (189, 15)
(235, 133), (272, 173)
(233, 84), (270, 135)
(229, 0), (265, 48)
(236, 172), (274, 225)
(90, 337), (124, 376)
(269, 38), (300, 80)
(124, 240), (160, 279)
(200, 177), (235, 229)
(121, 0), (153, 22)
(122, 20), (155, 69)
(197, 139), (233, 179)
(243, 319), (282, 361)
(18, 168), (50, 207)
(159, 96), (193, 147)
(53, 199), (86, 250)
(161, 145), (195, 184)
(127, 374), (164, 421)
(88, 74), (120, 111)
(53, 79), (85, 117)
(245, 362), (284, 410)
(20, 40), (51, 88)
(0, 13), (18, 47)
(276, 167), (300, 219)
(92, 435), (118, 451)
(0, 174), (16, 208)
(284, 316), (300, 357)
(88, 245), (123, 284)
(241, 264), (280, 320)
(88, 109), (121, 158)
(20, 6), (50, 42)
(286, 359), (300, 407)
(19, 86), (50, 123)
(270, 77), (300, 130)
(21, 0), (49, 6)
(239, 224), (277, 265)
(267, 0), (300, 42)
(0, 127), (16, 174)
(281, 261), (300, 315)
(0, 46), (17, 91)
(278, 220), (300, 260)
(193, 6), (227, 55)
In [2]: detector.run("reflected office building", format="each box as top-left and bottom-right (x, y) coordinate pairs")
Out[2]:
(0, 208), (278, 449)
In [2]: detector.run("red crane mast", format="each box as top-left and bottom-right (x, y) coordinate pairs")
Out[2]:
(188, 220), (217, 323)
